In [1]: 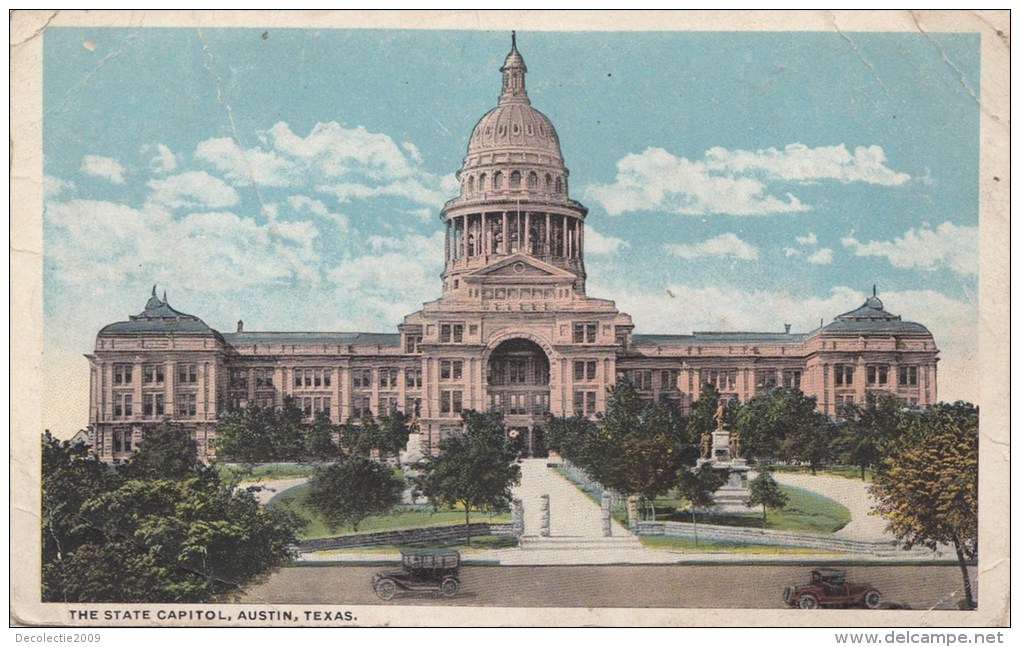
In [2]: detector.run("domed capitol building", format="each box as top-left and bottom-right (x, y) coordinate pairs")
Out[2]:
(86, 35), (939, 461)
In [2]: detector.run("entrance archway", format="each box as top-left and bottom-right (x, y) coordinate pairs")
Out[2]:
(486, 338), (550, 457)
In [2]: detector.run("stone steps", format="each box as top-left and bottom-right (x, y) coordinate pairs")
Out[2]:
(519, 534), (645, 551)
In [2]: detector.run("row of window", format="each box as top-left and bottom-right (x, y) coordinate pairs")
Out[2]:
(114, 363), (198, 385)
(113, 392), (196, 419)
(834, 365), (920, 388)
(463, 170), (565, 194)
(487, 392), (551, 416)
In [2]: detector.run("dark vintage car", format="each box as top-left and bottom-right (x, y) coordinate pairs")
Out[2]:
(783, 568), (883, 609)
(372, 548), (461, 600)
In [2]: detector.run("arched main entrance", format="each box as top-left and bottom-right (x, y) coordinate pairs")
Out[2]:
(486, 338), (550, 457)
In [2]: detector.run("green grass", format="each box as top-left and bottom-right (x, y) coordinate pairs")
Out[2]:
(268, 483), (511, 539)
(216, 462), (319, 483)
(660, 485), (850, 533)
(772, 464), (874, 482)
(639, 535), (839, 555)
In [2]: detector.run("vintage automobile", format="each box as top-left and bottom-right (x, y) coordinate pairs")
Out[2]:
(372, 548), (461, 600)
(783, 568), (883, 609)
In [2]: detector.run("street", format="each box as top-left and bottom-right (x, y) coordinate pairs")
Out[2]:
(240, 563), (975, 610)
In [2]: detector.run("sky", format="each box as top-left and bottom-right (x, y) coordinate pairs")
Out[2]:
(41, 28), (981, 435)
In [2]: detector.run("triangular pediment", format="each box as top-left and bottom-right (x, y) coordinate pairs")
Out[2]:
(464, 254), (577, 282)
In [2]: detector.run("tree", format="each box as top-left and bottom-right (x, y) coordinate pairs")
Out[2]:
(870, 402), (978, 609)
(737, 388), (825, 464)
(214, 398), (305, 463)
(832, 393), (900, 480)
(378, 411), (413, 465)
(747, 469), (788, 526)
(304, 413), (341, 461)
(412, 411), (520, 543)
(122, 421), (201, 480)
(306, 456), (403, 532)
(41, 432), (299, 603)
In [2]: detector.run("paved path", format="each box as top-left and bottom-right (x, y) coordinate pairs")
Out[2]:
(771, 472), (891, 542)
(512, 458), (630, 538)
(245, 477), (310, 505)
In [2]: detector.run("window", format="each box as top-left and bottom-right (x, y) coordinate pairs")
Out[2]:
(527, 171), (538, 189)
(177, 393), (197, 418)
(142, 364), (164, 384)
(405, 396), (421, 417)
(379, 368), (399, 388)
(231, 369), (249, 390)
(440, 390), (463, 416)
(574, 360), (597, 382)
(660, 369), (679, 391)
(508, 359), (528, 384)
(255, 368), (274, 388)
(352, 368), (372, 389)
(440, 360), (463, 381)
(573, 391), (597, 416)
(114, 393), (133, 418)
(405, 334), (422, 354)
(405, 368), (422, 389)
(866, 364), (889, 386)
(508, 393), (527, 415)
(142, 393), (165, 418)
(493, 171), (503, 189)
(835, 394), (855, 407)
(352, 395), (372, 419)
(378, 395), (399, 416)
(755, 369), (778, 392)
(439, 323), (464, 343)
(782, 369), (802, 390)
(488, 393), (502, 414)
(555, 177), (563, 193)
(533, 393), (550, 415)
(627, 369), (652, 392)
(114, 364), (133, 385)
(898, 365), (918, 387)
(302, 398), (313, 417)
(701, 369), (737, 391)
(615, 327), (629, 347)
(834, 365), (854, 387)
(573, 322), (597, 344)
(510, 170), (521, 188)
(178, 363), (198, 384)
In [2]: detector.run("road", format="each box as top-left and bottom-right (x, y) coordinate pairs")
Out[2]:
(240, 564), (975, 610)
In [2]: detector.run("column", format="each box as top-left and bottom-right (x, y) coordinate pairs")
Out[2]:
(502, 211), (508, 255)
(333, 364), (342, 423)
(578, 220), (584, 258)
(524, 211), (531, 254)
(132, 361), (143, 422)
(165, 360), (175, 419)
(274, 367), (285, 407)
(545, 213), (551, 256)
(459, 215), (467, 259)
(562, 216), (569, 258)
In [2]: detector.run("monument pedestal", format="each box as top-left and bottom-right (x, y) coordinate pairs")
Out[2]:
(695, 429), (752, 512)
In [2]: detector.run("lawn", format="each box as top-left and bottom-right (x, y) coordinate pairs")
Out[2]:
(638, 536), (837, 555)
(217, 462), (319, 483)
(772, 464), (874, 482)
(268, 483), (511, 539)
(306, 534), (518, 556)
(659, 485), (851, 533)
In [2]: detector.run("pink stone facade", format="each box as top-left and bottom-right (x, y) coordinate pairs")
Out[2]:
(86, 37), (938, 462)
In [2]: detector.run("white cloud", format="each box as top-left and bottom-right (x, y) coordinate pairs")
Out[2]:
(665, 233), (758, 260)
(146, 171), (240, 210)
(81, 154), (126, 184)
(587, 143), (909, 217)
(806, 248), (834, 265)
(783, 247), (799, 257)
(324, 231), (445, 328)
(45, 199), (320, 291)
(795, 232), (817, 245)
(195, 121), (449, 209)
(144, 143), (177, 174)
(583, 227), (629, 255)
(44, 174), (75, 199)
(288, 194), (350, 229)
(842, 222), (977, 276)
(704, 143), (910, 186)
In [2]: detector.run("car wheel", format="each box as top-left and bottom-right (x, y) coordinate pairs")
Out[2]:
(441, 578), (460, 598)
(864, 590), (883, 609)
(375, 578), (397, 601)
(798, 594), (819, 609)
(783, 586), (795, 606)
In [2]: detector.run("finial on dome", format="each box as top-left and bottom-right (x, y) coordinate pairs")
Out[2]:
(511, 30), (517, 49)
(151, 285), (157, 297)
(162, 290), (168, 303)
(873, 284), (877, 297)
(500, 31), (528, 103)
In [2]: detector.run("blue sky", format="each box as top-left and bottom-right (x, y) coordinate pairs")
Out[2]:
(42, 28), (980, 433)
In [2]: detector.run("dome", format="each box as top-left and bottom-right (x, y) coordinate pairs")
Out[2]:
(466, 103), (563, 160)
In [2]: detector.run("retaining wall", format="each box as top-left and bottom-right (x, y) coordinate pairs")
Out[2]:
(296, 522), (514, 553)
(636, 520), (931, 556)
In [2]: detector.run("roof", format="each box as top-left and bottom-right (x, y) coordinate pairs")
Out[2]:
(825, 294), (932, 335)
(632, 332), (808, 346)
(222, 332), (400, 347)
(98, 287), (220, 338)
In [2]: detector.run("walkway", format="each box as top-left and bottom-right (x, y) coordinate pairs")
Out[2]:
(771, 472), (891, 542)
(246, 477), (309, 505)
